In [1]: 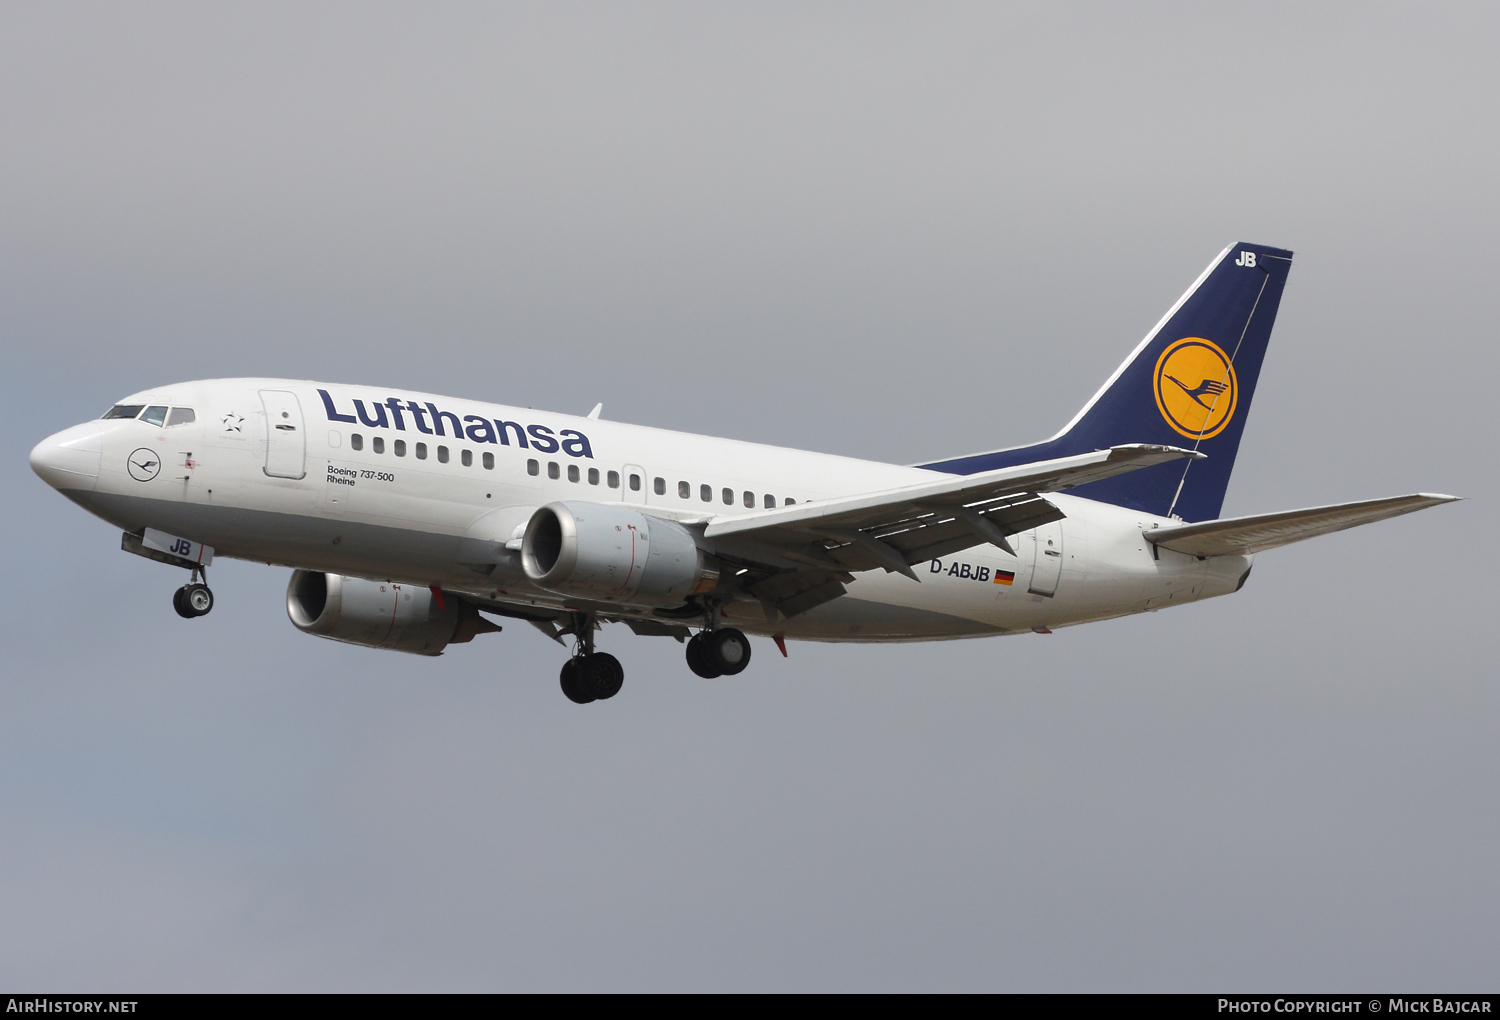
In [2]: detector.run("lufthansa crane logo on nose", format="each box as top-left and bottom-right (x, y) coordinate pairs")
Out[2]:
(1153, 337), (1238, 440)
(127, 448), (161, 482)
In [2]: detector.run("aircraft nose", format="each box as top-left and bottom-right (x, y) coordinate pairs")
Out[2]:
(30, 422), (103, 492)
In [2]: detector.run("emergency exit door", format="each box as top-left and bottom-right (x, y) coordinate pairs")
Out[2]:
(622, 464), (647, 504)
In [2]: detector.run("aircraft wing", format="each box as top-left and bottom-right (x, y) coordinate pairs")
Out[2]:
(1144, 493), (1460, 557)
(701, 444), (1201, 616)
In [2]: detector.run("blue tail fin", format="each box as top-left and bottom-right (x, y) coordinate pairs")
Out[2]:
(921, 242), (1293, 522)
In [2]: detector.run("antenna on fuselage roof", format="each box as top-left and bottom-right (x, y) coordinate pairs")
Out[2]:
(587, 403), (603, 420)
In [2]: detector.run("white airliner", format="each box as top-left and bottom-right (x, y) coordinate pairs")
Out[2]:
(30, 243), (1457, 703)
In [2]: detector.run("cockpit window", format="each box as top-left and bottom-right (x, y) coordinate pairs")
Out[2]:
(102, 404), (145, 420)
(165, 407), (196, 427)
(140, 406), (169, 427)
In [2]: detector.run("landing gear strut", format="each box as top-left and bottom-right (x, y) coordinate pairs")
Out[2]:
(559, 611), (624, 704)
(172, 568), (214, 619)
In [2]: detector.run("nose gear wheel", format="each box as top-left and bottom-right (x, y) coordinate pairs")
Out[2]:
(173, 582), (214, 618)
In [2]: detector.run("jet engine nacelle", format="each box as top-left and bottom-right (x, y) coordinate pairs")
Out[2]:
(286, 570), (499, 656)
(521, 501), (719, 605)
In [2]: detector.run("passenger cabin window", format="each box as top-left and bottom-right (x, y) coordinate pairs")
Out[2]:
(588, 468), (599, 485)
(102, 404), (145, 420)
(654, 477), (666, 496)
(679, 481), (690, 499)
(607, 470), (620, 488)
(764, 494), (775, 509)
(462, 449), (472, 467)
(568, 464), (579, 482)
(415, 442), (426, 459)
(373, 437), (385, 454)
(721, 487), (733, 505)
(394, 439), (407, 457)
(527, 459), (539, 476)
(351, 433), (364, 451)
(700, 484), (711, 502)
(437, 446), (449, 464)
(548, 462), (560, 479)
(629, 474), (641, 491)
(483, 452), (494, 470)
(785, 497), (795, 505)
(165, 407), (196, 427)
(140, 406), (168, 427)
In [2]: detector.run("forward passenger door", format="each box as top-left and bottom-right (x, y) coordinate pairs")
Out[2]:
(260, 390), (306, 479)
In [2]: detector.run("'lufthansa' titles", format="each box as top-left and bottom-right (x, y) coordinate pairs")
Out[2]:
(318, 390), (593, 458)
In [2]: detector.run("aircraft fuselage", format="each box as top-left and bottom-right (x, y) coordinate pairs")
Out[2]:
(35, 377), (1248, 643)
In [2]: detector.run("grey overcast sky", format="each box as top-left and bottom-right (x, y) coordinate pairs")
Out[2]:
(2, 2), (1495, 991)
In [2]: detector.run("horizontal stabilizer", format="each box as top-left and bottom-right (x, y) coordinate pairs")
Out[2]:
(1146, 493), (1461, 557)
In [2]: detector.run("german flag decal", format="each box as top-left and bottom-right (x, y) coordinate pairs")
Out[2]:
(993, 569), (1015, 586)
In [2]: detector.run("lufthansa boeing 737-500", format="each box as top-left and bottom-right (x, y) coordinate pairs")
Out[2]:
(30, 243), (1459, 703)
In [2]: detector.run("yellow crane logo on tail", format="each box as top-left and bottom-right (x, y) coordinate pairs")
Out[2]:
(1153, 337), (1238, 440)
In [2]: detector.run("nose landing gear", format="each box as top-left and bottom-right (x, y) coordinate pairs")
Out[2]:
(172, 568), (214, 619)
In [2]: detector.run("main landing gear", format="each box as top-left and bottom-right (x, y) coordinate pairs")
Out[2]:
(172, 568), (214, 619)
(560, 654), (624, 704)
(559, 612), (624, 705)
(553, 610), (755, 702)
(685, 627), (751, 679)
